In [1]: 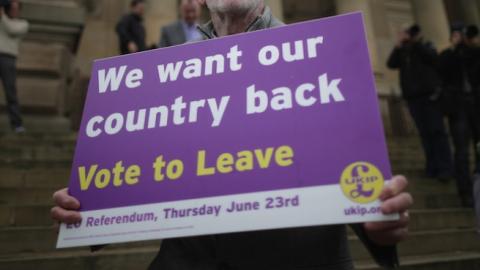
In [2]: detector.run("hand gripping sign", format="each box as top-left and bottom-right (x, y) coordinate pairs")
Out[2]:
(57, 12), (398, 248)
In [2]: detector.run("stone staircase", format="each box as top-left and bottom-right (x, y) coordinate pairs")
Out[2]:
(0, 117), (478, 269)
(0, 0), (84, 115)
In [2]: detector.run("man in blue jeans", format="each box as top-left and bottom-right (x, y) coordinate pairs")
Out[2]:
(52, 1), (413, 269)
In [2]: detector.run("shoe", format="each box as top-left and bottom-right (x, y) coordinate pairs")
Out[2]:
(14, 126), (26, 134)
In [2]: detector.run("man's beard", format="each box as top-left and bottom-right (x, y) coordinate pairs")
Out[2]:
(207, 0), (261, 14)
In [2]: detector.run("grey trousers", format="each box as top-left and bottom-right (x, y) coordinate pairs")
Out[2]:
(0, 54), (23, 129)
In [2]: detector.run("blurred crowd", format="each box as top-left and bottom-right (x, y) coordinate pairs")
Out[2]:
(115, 0), (203, 55)
(387, 24), (480, 213)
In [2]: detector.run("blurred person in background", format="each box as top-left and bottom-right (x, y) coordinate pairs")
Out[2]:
(438, 24), (480, 208)
(458, 25), (480, 225)
(159, 0), (203, 48)
(0, 0), (27, 133)
(387, 24), (453, 183)
(116, 0), (146, 55)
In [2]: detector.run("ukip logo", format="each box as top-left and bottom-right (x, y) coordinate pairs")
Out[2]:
(340, 162), (384, 204)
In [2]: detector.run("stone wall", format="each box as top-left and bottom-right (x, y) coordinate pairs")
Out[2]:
(4, 0), (478, 135)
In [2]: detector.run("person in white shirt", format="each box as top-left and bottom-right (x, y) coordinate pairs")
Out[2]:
(0, 0), (28, 133)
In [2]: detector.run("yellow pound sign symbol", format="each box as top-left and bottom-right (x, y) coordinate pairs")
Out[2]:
(340, 162), (384, 204)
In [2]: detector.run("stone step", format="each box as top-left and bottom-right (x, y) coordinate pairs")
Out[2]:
(0, 154), (440, 170)
(0, 183), (461, 207)
(0, 77), (66, 112)
(0, 242), (479, 270)
(0, 188), (57, 204)
(0, 140), (424, 155)
(0, 148), (424, 160)
(0, 164), (454, 189)
(0, 144), (75, 155)
(0, 204), (52, 227)
(0, 209), (475, 254)
(412, 193), (462, 209)
(0, 181), (461, 207)
(0, 159), (72, 169)
(0, 155), (430, 173)
(350, 228), (480, 261)
(345, 208), (476, 234)
(407, 209), (476, 231)
(0, 116), (73, 134)
(0, 247), (157, 270)
(0, 226), (163, 256)
(16, 42), (69, 77)
(406, 179), (457, 194)
(0, 192), (463, 228)
(0, 149), (74, 164)
(0, 191), (464, 228)
(0, 168), (70, 189)
(0, 150), (432, 167)
(355, 251), (480, 270)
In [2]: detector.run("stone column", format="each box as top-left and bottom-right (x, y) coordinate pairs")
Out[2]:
(335, 0), (381, 73)
(75, 0), (178, 75)
(410, 0), (450, 50)
(335, 0), (415, 136)
(478, 0), (480, 22)
(459, 0), (480, 25)
(74, 0), (130, 75)
(144, 0), (178, 46)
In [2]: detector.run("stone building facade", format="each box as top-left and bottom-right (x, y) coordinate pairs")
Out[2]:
(2, 0), (480, 135)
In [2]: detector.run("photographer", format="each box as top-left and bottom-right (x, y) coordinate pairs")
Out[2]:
(0, 0), (28, 133)
(387, 25), (453, 183)
(438, 24), (480, 208)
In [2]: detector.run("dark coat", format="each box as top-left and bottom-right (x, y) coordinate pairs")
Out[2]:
(387, 41), (441, 100)
(147, 6), (399, 270)
(159, 21), (187, 48)
(115, 13), (146, 55)
(438, 44), (480, 97)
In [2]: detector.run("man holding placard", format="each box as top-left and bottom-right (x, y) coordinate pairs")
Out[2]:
(51, 0), (413, 269)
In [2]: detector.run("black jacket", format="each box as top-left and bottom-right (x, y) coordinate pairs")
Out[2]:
(115, 13), (146, 55)
(387, 41), (441, 100)
(438, 44), (480, 97)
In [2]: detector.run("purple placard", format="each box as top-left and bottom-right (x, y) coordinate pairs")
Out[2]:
(58, 13), (395, 248)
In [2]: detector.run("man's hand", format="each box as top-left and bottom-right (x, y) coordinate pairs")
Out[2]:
(128, 41), (138, 53)
(51, 188), (82, 224)
(364, 175), (413, 246)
